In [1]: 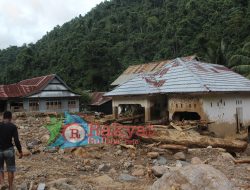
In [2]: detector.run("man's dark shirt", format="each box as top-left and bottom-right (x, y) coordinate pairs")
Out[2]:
(0, 122), (22, 153)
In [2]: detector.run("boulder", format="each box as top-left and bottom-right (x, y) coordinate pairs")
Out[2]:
(118, 174), (137, 182)
(92, 175), (114, 185)
(151, 165), (168, 177)
(173, 151), (186, 161)
(153, 156), (167, 166)
(191, 157), (203, 165)
(150, 164), (234, 190)
(132, 168), (145, 176)
(98, 163), (111, 172)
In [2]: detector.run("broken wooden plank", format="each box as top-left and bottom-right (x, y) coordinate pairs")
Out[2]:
(170, 122), (183, 131)
(158, 144), (188, 151)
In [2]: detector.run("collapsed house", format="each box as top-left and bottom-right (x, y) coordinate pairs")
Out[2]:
(0, 74), (80, 113)
(89, 92), (112, 114)
(106, 57), (250, 137)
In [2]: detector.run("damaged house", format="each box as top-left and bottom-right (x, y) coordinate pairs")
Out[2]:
(0, 74), (80, 113)
(106, 57), (250, 137)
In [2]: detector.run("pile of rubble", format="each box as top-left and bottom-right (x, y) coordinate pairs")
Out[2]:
(0, 113), (249, 190)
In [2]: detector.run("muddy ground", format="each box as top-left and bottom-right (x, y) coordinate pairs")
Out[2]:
(0, 113), (249, 190)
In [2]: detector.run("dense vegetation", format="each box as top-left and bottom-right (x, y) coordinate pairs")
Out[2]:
(0, 0), (250, 91)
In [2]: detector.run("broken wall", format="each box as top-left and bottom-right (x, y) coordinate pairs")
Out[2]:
(168, 95), (205, 120)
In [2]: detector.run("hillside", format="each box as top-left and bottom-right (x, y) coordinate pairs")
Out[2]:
(0, 0), (250, 91)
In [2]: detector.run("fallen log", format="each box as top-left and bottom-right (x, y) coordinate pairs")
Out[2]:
(139, 128), (247, 152)
(234, 158), (250, 164)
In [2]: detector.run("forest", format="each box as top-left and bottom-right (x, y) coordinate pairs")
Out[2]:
(0, 0), (250, 91)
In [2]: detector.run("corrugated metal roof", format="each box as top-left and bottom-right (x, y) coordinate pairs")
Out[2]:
(106, 58), (250, 96)
(0, 74), (79, 99)
(111, 55), (196, 86)
(89, 92), (112, 106)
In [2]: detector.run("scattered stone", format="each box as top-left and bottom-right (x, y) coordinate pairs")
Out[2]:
(132, 168), (145, 176)
(150, 164), (234, 190)
(115, 149), (122, 156)
(207, 145), (213, 148)
(118, 174), (137, 182)
(93, 175), (114, 185)
(191, 157), (203, 164)
(37, 183), (46, 190)
(153, 156), (167, 166)
(40, 134), (50, 143)
(173, 151), (186, 161)
(123, 161), (133, 168)
(98, 163), (111, 172)
(73, 148), (91, 158)
(176, 160), (183, 167)
(17, 147), (31, 157)
(151, 165), (168, 177)
(147, 152), (159, 159)
(16, 182), (28, 190)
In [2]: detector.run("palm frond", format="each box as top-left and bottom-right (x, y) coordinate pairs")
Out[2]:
(242, 42), (250, 53)
(232, 65), (250, 75)
(228, 55), (250, 67)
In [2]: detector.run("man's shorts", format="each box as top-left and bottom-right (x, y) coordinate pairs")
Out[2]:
(0, 147), (16, 172)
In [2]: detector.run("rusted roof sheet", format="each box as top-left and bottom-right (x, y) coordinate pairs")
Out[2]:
(106, 58), (250, 96)
(111, 55), (196, 86)
(0, 74), (56, 99)
(90, 92), (112, 106)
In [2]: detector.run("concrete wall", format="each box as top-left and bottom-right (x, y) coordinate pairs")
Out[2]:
(168, 94), (250, 137)
(202, 94), (250, 137)
(168, 95), (205, 120)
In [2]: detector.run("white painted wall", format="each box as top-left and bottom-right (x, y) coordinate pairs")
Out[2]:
(202, 94), (250, 137)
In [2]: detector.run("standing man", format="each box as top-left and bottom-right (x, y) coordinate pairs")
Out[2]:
(0, 111), (22, 190)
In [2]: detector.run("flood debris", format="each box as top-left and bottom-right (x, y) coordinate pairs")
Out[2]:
(2, 112), (248, 190)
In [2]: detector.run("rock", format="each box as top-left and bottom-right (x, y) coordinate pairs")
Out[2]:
(115, 149), (122, 156)
(123, 161), (133, 169)
(47, 178), (70, 186)
(118, 174), (137, 182)
(151, 166), (168, 177)
(37, 183), (46, 190)
(27, 139), (41, 149)
(173, 151), (186, 161)
(73, 148), (91, 158)
(17, 147), (31, 157)
(58, 149), (65, 154)
(175, 160), (183, 167)
(150, 164), (234, 190)
(16, 182), (28, 190)
(153, 156), (167, 166)
(93, 175), (114, 185)
(191, 157), (203, 164)
(207, 145), (213, 148)
(147, 152), (159, 159)
(98, 163), (111, 172)
(132, 168), (145, 176)
(47, 178), (75, 190)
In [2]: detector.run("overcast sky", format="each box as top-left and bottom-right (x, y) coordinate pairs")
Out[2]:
(0, 0), (104, 49)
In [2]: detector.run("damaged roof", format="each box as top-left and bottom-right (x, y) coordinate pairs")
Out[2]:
(89, 92), (112, 106)
(0, 74), (77, 99)
(106, 58), (250, 96)
(111, 55), (197, 86)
